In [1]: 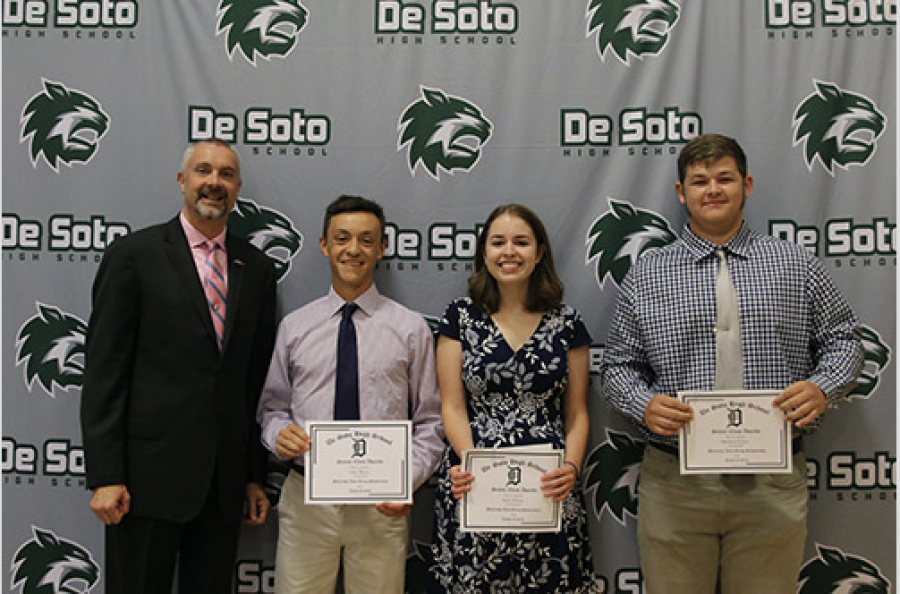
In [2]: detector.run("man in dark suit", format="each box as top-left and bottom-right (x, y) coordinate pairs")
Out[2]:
(80, 139), (277, 593)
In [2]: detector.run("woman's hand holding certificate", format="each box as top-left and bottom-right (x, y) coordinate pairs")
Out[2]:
(459, 447), (565, 533)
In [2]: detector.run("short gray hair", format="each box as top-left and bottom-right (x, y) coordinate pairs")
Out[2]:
(180, 139), (241, 174)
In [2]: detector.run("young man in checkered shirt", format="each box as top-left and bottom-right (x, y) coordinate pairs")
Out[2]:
(601, 133), (863, 594)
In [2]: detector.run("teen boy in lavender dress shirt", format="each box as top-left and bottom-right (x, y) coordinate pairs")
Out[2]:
(257, 195), (444, 594)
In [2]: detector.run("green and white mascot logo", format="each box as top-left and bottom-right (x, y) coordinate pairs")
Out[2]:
(583, 430), (643, 525)
(216, 0), (309, 65)
(398, 86), (493, 180)
(15, 303), (87, 396)
(586, 198), (676, 289)
(404, 540), (434, 592)
(264, 457), (291, 507)
(586, 0), (680, 65)
(11, 526), (99, 594)
(798, 544), (889, 593)
(20, 79), (109, 172)
(228, 198), (303, 282)
(423, 315), (441, 342)
(848, 324), (891, 400)
(793, 80), (887, 175)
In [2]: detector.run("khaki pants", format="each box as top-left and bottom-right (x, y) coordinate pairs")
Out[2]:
(637, 445), (808, 594)
(275, 469), (409, 594)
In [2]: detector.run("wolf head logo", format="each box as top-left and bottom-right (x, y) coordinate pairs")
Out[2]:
(404, 539), (434, 592)
(398, 86), (493, 180)
(583, 429), (644, 525)
(263, 457), (291, 507)
(15, 303), (87, 396)
(793, 80), (887, 175)
(11, 526), (99, 594)
(20, 79), (110, 172)
(586, 0), (680, 65)
(848, 324), (891, 400)
(228, 198), (303, 282)
(216, 0), (309, 65)
(798, 543), (890, 594)
(423, 314), (442, 342)
(586, 199), (676, 289)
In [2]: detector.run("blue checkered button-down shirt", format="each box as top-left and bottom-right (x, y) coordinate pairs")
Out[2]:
(601, 224), (863, 443)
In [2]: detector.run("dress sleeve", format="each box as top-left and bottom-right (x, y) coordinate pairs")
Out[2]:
(566, 306), (592, 349)
(438, 298), (464, 341)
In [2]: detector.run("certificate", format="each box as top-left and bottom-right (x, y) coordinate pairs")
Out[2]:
(304, 421), (412, 505)
(460, 447), (564, 533)
(678, 390), (791, 475)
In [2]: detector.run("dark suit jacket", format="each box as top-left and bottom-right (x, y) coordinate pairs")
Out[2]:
(81, 216), (277, 523)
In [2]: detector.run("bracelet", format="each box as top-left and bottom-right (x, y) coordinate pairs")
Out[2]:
(564, 460), (580, 479)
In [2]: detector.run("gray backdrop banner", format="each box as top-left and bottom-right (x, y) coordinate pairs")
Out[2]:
(3, 2), (895, 592)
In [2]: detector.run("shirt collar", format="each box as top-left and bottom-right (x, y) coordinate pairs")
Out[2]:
(180, 211), (228, 249)
(679, 222), (754, 261)
(326, 283), (380, 318)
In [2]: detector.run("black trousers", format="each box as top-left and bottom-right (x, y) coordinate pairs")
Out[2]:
(104, 476), (242, 593)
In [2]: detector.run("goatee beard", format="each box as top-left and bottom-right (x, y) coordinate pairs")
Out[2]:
(194, 198), (227, 221)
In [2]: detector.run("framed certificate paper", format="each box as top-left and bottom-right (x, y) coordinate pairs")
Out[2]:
(678, 390), (792, 475)
(304, 421), (412, 505)
(460, 447), (564, 533)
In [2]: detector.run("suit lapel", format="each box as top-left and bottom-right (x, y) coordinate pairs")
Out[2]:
(222, 232), (247, 353)
(163, 217), (219, 349)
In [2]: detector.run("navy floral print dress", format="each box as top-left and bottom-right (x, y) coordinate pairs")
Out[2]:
(429, 297), (599, 593)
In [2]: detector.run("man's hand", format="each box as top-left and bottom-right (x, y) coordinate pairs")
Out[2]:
(375, 502), (413, 517)
(275, 423), (310, 460)
(244, 482), (270, 525)
(773, 380), (827, 428)
(643, 394), (693, 436)
(89, 484), (131, 525)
